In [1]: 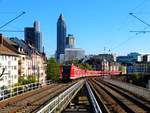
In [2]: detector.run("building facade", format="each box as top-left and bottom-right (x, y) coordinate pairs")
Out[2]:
(56, 14), (67, 62)
(24, 21), (43, 53)
(10, 37), (46, 83)
(66, 34), (75, 48)
(127, 63), (150, 74)
(143, 54), (150, 62)
(64, 48), (85, 62)
(0, 35), (46, 88)
(0, 35), (19, 88)
(117, 52), (141, 64)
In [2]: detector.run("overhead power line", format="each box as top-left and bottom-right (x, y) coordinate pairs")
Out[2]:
(130, 30), (150, 33)
(132, 0), (147, 11)
(111, 37), (133, 51)
(129, 13), (150, 27)
(129, 13), (150, 35)
(0, 11), (25, 30)
(0, 30), (24, 32)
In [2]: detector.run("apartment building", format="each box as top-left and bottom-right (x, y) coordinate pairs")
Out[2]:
(0, 35), (46, 88)
(0, 34), (19, 88)
(10, 37), (46, 83)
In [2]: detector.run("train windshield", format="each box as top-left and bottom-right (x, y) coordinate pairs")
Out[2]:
(63, 66), (71, 76)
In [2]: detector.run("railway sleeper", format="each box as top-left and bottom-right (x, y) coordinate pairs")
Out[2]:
(99, 79), (150, 112)
(89, 80), (126, 113)
(87, 81), (111, 113)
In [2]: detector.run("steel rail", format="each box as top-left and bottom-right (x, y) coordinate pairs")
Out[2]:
(86, 81), (103, 113)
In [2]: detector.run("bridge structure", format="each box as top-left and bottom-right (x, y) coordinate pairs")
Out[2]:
(0, 77), (150, 113)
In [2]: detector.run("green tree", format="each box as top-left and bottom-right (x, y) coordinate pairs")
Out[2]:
(18, 75), (37, 85)
(85, 63), (93, 70)
(46, 57), (60, 81)
(78, 63), (93, 70)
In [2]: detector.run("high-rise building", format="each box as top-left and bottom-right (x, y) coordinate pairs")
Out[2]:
(64, 48), (85, 62)
(34, 21), (40, 32)
(66, 34), (75, 48)
(24, 27), (35, 46)
(24, 21), (43, 53)
(35, 31), (42, 52)
(56, 14), (67, 62)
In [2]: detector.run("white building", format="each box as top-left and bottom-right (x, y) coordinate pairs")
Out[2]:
(10, 37), (46, 84)
(0, 35), (19, 88)
(0, 34), (47, 88)
(143, 54), (150, 62)
(137, 54), (150, 62)
(31, 52), (46, 83)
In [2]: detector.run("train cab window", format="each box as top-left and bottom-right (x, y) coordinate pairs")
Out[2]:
(63, 66), (71, 76)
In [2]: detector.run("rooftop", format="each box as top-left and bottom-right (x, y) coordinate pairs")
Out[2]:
(0, 45), (18, 56)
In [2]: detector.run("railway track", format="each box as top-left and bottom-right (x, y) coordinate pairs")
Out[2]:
(88, 78), (150, 113)
(0, 82), (76, 113)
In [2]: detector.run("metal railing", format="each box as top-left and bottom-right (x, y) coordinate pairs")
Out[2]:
(104, 79), (150, 100)
(0, 80), (52, 101)
(37, 80), (85, 113)
(86, 81), (102, 113)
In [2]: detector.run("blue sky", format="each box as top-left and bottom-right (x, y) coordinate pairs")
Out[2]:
(0, 0), (150, 57)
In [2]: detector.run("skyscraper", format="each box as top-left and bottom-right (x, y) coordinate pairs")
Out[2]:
(66, 34), (75, 48)
(24, 21), (43, 53)
(56, 14), (67, 62)
(24, 27), (35, 46)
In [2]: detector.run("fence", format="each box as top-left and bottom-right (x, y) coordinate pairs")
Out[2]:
(37, 80), (85, 113)
(0, 80), (52, 101)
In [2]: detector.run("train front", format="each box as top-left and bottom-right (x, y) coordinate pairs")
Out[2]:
(61, 65), (72, 82)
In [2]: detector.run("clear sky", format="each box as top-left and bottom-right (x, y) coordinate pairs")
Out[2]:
(0, 0), (150, 57)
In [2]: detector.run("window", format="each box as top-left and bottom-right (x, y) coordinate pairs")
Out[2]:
(8, 80), (11, 84)
(14, 66), (17, 70)
(5, 76), (7, 80)
(14, 75), (17, 79)
(8, 74), (10, 79)
(8, 61), (11, 66)
(22, 57), (25, 60)
(2, 55), (4, 60)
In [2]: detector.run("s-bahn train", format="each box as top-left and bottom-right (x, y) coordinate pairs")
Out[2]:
(60, 65), (121, 81)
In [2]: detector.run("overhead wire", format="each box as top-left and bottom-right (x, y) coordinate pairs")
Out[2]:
(131, 0), (147, 11)
(111, 36), (133, 52)
(0, 12), (20, 14)
(110, 0), (148, 53)
(0, 11), (25, 29)
(0, 11), (25, 31)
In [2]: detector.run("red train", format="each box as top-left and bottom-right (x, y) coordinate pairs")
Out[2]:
(60, 65), (121, 81)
